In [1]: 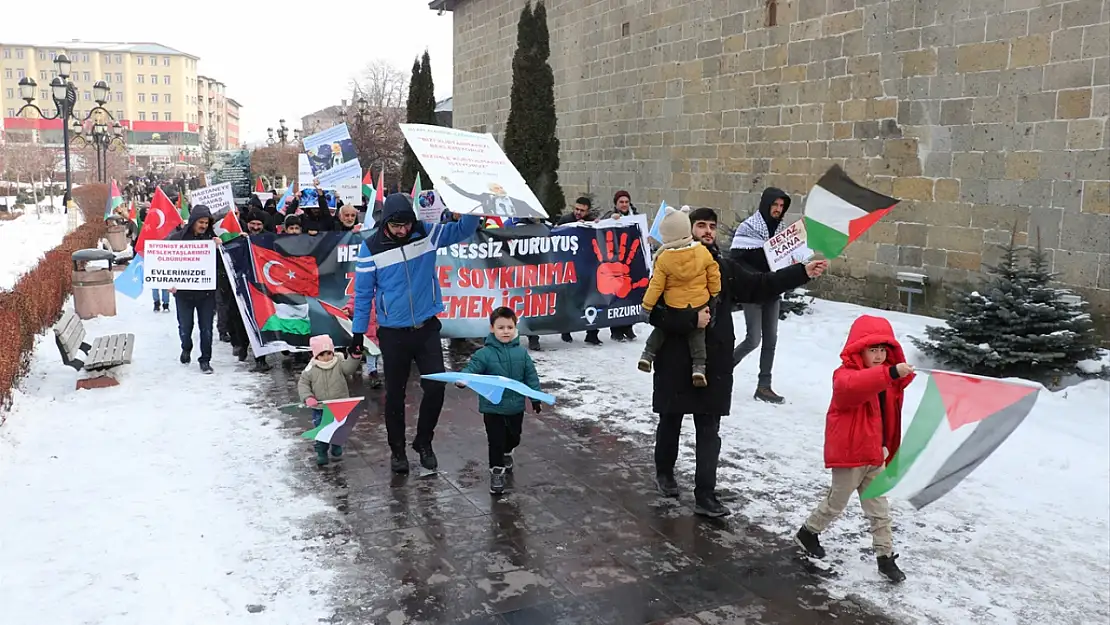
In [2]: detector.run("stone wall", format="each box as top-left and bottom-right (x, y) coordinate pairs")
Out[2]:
(449, 0), (1110, 329)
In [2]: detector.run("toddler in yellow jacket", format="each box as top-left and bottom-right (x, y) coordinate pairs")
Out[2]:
(638, 206), (722, 386)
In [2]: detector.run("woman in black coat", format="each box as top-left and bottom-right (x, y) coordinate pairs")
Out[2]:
(648, 207), (825, 518)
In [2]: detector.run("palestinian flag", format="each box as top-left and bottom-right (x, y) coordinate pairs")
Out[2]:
(177, 193), (190, 220)
(862, 370), (1040, 510)
(247, 282), (311, 334)
(316, 298), (382, 356)
(803, 165), (898, 259)
(104, 179), (123, 218)
(301, 397), (364, 446)
(361, 169), (374, 204)
(215, 209), (243, 243)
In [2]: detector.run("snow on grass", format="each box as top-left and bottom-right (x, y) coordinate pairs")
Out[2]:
(531, 299), (1110, 625)
(0, 293), (338, 623)
(0, 205), (70, 290)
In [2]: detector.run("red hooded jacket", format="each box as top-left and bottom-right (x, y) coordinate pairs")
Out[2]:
(824, 315), (915, 468)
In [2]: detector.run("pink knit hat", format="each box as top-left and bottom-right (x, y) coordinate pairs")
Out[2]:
(309, 334), (335, 357)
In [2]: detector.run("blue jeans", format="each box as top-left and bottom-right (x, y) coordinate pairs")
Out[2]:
(175, 294), (216, 364)
(152, 289), (170, 304)
(312, 408), (323, 427)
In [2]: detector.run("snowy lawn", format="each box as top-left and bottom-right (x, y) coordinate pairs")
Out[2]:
(532, 299), (1110, 625)
(0, 205), (71, 290)
(0, 292), (337, 623)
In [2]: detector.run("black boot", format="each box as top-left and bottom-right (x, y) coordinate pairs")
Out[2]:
(252, 356), (272, 372)
(390, 448), (410, 474)
(199, 361), (213, 375)
(220, 332), (231, 343)
(655, 473), (679, 498)
(693, 493), (731, 518)
(413, 442), (438, 472)
(754, 386), (785, 404)
(877, 554), (906, 583)
(153, 301), (161, 312)
(528, 335), (541, 351)
(180, 350), (191, 364)
(561, 333), (573, 343)
(489, 467), (507, 495)
(794, 525), (826, 559)
(236, 345), (249, 362)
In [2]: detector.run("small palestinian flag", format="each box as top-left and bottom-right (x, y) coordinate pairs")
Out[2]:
(862, 370), (1040, 510)
(105, 179), (123, 218)
(301, 397), (364, 446)
(177, 193), (190, 220)
(215, 209), (243, 243)
(803, 165), (899, 259)
(316, 299), (381, 356)
(247, 282), (311, 335)
(361, 169), (374, 204)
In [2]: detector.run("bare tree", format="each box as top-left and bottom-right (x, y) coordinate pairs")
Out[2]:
(348, 59), (409, 190)
(250, 145), (299, 187)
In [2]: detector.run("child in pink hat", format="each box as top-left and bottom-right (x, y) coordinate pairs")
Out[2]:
(298, 334), (360, 466)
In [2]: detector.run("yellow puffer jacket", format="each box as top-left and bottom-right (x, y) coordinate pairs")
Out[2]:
(642, 242), (722, 311)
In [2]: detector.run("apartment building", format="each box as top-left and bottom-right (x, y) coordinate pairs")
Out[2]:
(226, 98), (241, 149)
(0, 40), (240, 165)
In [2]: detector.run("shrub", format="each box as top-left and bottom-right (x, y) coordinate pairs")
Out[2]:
(0, 185), (107, 415)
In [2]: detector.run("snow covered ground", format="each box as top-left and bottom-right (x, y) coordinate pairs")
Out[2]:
(0, 293), (338, 623)
(533, 300), (1110, 625)
(0, 202), (72, 290)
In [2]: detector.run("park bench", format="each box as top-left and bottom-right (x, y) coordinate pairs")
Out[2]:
(53, 310), (135, 390)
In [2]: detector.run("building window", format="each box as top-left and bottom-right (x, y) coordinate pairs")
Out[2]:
(163, 56), (170, 66)
(165, 93), (171, 103)
(138, 112), (146, 121)
(115, 92), (124, 102)
(104, 54), (110, 64)
(16, 69), (24, 79)
(766, 0), (778, 26)
(82, 71), (90, 82)
(165, 111), (171, 121)
(15, 48), (23, 60)
(137, 74), (144, 83)
(38, 51), (46, 60)
(2, 49), (8, 59)
(149, 56), (156, 65)
(4, 88), (12, 98)
(6, 108), (13, 117)
(114, 54), (122, 64)
(151, 94), (158, 103)
(50, 70), (57, 78)
(152, 112), (159, 121)
(116, 110), (123, 119)
(83, 91), (90, 100)
(105, 74), (111, 83)
(49, 51), (56, 60)
(151, 74), (158, 84)
(164, 75), (170, 85)
(40, 90), (48, 100)
(138, 93), (145, 102)
(136, 56), (143, 65)
(5, 68), (14, 79)
(115, 73), (122, 82)
(81, 53), (89, 63)
(39, 70), (47, 80)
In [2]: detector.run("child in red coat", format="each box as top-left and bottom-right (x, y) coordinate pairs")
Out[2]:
(795, 314), (916, 583)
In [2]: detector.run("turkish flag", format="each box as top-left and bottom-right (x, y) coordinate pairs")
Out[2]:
(251, 243), (320, 297)
(135, 187), (184, 255)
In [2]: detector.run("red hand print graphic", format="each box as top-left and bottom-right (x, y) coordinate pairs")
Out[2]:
(593, 231), (649, 298)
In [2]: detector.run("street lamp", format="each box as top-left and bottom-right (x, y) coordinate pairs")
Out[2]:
(73, 117), (126, 183)
(266, 119), (291, 146)
(16, 54), (122, 207)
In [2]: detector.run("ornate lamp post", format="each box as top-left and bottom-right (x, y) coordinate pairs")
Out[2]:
(17, 62), (120, 204)
(73, 118), (126, 183)
(266, 119), (291, 146)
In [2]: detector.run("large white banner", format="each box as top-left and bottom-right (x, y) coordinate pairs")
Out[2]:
(399, 124), (549, 219)
(188, 182), (235, 216)
(144, 240), (217, 290)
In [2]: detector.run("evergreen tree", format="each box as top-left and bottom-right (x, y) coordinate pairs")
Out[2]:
(504, 0), (566, 219)
(912, 229), (1101, 382)
(401, 58), (423, 192)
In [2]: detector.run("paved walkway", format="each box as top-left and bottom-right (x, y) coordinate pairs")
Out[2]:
(267, 353), (894, 625)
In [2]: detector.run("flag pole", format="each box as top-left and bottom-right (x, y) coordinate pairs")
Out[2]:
(916, 368), (1044, 389)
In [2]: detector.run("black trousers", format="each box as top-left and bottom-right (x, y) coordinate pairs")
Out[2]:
(654, 413), (721, 498)
(484, 412), (523, 468)
(378, 319), (446, 451)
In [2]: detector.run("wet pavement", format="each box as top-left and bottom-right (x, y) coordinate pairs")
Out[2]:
(263, 348), (895, 625)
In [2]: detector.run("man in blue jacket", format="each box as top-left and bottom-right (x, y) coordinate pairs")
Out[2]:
(350, 193), (481, 474)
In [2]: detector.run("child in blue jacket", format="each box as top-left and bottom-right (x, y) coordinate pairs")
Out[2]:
(457, 307), (542, 495)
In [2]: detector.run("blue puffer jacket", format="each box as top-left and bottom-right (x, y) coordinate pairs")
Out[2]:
(352, 193), (480, 330)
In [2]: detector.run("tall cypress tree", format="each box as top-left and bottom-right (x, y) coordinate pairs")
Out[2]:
(504, 0), (565, 218)
(401, 57), (423, 192)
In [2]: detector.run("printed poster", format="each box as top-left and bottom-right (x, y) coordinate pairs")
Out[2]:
(399, 124), (549, 220)
(297, 154), (314, 187)
(189, 182), (235, 217)
(763, 219), (814, 271)
(207, 150), (252, 203)
(302, 123), (361, 189)
(416, 189), (447, 222)
(144, 240), (217, 290)
(221, 215), (651, 354)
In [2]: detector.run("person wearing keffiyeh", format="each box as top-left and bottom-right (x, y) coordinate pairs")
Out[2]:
(729, 187), (791, 404)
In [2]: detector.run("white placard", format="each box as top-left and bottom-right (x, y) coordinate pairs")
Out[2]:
(416, 189), (446, 222)
(298, 154), (314, 186)
(188, 182), (235, 216)
(336, 177), (362, 206)
(763, 219), (814, 271)
(144, 240), (217, 290)
(398, 124), (549, 219)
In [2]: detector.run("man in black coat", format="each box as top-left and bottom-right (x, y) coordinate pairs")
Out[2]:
(649, 207), (828, 517)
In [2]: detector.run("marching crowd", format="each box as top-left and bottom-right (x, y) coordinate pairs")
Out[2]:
(118, 182), (912, 583)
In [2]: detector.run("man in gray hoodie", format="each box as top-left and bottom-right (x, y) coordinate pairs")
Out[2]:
(729, 187), (791, 403)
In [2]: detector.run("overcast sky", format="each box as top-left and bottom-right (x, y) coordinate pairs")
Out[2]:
(2, 0), (454, 143)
